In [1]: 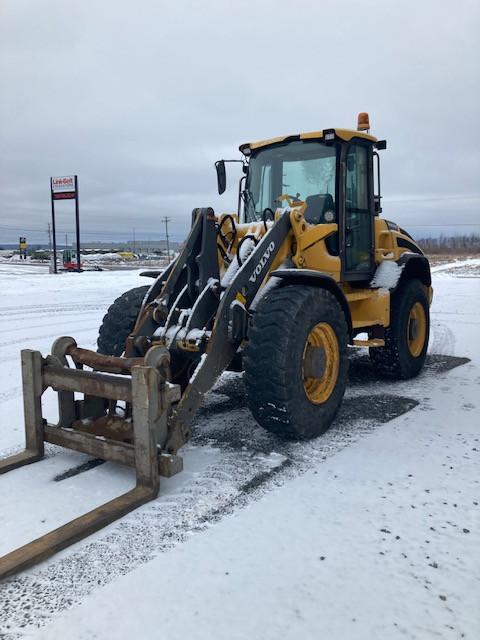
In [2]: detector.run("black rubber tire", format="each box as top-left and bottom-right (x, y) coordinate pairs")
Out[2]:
(369, 278), (429, 379)
(97, 285), (149, 356)
(244, 285), (349, 439)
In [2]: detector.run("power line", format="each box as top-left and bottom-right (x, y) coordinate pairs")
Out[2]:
(383, 195), (480, 203)
(0, 224), (175, 237)
(0, 193), (479, 218)
(0, 203), (51, 213)
(2, 220), (480, 236)
(403, 223), (480, 227)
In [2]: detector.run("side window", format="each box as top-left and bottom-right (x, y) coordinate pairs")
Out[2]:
(345, 145), (372, 272)
(248, 161), (273, 218)
(346, 145), (368, 211)
(259, 164), (272, 212)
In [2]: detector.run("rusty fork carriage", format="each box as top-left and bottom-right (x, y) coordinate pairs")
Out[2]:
(0, 337), (181, 580)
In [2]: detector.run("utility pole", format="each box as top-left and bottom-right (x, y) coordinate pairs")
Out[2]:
(133, 227), (136, 255)
(46, 223), (52, 251)
(65, 233), (68, 249)
(163, 216), (171, 261)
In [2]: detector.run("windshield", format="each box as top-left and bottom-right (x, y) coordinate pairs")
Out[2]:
(244, 140), (337, 223)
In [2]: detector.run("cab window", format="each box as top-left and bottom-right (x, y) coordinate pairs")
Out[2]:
(245, 141), (337, 224)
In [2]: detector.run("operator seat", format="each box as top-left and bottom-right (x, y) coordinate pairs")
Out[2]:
(304, 194), (335, 224)
(304, 193), (338, 256)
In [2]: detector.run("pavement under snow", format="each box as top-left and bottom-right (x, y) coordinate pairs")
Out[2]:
(0, 259), (479, 639)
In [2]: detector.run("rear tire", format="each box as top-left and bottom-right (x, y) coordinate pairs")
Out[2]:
(97, 285), (149, 356)
(244, 285), (349, 439)
(369, 278), (429, 379)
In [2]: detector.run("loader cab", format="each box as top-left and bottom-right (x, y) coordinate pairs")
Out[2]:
(240, 130), (383, 281)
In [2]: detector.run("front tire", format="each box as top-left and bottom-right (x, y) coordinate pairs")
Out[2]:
(244, 285), (349, 439)
(369, 278), (429, 379)
(97, 285), (149, 356)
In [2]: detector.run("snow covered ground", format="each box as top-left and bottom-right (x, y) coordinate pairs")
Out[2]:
(0, 260), (479, 639)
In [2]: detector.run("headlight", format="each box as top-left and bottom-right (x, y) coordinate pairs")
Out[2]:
(323, 210), (335, 223)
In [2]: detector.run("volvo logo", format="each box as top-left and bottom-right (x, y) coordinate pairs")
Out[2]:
(249, 241), (275, 283)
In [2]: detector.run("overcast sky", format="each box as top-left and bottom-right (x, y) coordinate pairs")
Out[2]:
(1, 0), (479, 246)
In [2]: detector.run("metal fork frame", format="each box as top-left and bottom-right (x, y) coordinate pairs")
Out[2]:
(0, 348), (180, 580)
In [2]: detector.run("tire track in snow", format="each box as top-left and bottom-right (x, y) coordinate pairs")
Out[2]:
(0, 386), (22, 405)
(0, 302), (106, 318)
(0, 317), (105, 335)
(0, 327), (100, 369)
(0, 324), (100, 349)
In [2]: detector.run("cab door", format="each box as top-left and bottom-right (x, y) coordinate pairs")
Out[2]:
(341, 143), (375, 279)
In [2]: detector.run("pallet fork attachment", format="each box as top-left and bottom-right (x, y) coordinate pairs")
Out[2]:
(0, 339), (181, 580)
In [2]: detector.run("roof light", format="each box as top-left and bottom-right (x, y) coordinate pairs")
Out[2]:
(323, 129), (335, 141)
(357, 112), (370, 132)
(242, 145), (251, 156)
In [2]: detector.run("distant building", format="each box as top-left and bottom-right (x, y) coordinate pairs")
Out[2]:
(79, 240), (182, 254)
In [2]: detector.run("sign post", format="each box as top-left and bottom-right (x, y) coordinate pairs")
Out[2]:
(74, 176), (81, 273)
(50, 176), (80, 273)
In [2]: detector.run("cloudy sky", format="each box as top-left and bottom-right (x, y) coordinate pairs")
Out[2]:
(1, 0), (479, 246)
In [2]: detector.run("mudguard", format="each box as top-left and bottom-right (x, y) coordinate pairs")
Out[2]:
(396, 253), (431, 287)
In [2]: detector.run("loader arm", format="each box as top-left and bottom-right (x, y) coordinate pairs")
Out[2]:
(164, 210), (292, 453)
(126, 208), (221, 356)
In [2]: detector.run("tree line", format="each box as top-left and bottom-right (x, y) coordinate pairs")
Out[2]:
(416, 233), (480, 254)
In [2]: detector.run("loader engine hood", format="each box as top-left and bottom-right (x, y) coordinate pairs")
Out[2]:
(385, 219), (425, 256)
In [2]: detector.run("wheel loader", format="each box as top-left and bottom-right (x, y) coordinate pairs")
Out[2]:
(0, 113), (432, 578)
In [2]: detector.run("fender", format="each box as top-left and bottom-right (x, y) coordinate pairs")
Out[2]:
(270, 269), (354, 342)
(396, 253), (431, 288)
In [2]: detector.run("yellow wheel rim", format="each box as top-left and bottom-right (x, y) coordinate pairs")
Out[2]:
(407, 302), (426, 357)
(302, 323), (339, 404)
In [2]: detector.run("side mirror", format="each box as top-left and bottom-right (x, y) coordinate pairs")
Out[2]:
(215, 160), (226, 195)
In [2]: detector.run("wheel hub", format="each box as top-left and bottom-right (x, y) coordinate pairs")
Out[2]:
(409, 318), (419, 341)
(407, 302), (426, 357)
(303, 345), (327, 379)
(302, 323), (339, 405)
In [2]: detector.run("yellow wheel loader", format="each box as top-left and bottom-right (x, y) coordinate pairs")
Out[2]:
(0, 113), (432, 578)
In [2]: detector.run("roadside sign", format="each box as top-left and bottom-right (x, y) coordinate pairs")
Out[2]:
(50, 175), (80, 273)
(51, 176), (76, 200)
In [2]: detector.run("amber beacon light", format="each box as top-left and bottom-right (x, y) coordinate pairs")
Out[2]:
(357, 112), (370, 131)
